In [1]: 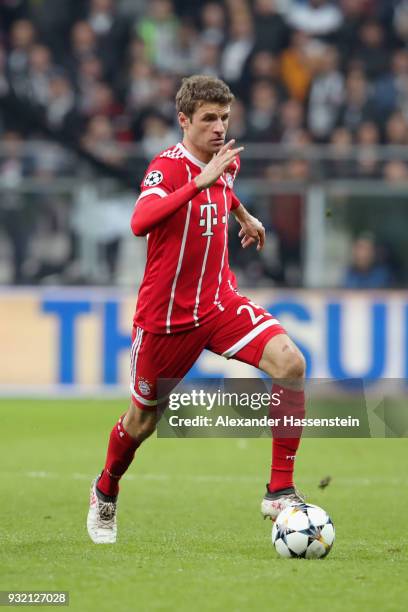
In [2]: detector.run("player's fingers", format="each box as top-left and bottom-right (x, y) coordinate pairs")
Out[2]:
(221, 145), (243, 159)
(226, 146), (244, 159)
(242, 236), (255, 248)
(217, 139), (235, 156)
(221, 147), (244, 168)
(257, 226), (265, 250)
(238, 228), (244, 238)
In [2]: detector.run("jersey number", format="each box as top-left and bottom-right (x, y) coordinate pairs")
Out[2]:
(237, 304), (265, 326)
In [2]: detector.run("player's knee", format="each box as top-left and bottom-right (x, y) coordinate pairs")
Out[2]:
(285, 352), (306, 379)
(124, 405), (157, 442)
(275, 351), (306, 380)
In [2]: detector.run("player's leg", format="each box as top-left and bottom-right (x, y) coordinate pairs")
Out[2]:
(87, 324), (208, 544)
(207, 293), (306, 520)
(97, 404), (157, 498)
(257, 333), (306, 519)
(87, 402), (163, 544)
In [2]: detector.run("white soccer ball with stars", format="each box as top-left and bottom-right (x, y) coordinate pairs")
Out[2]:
(272, 503), (335, 559)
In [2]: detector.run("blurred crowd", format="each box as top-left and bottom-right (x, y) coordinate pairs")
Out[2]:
(1, 0), (407, 286)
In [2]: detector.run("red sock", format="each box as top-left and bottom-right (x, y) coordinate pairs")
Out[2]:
(97, 415), (140, 497)
(269, 384), (305, 493)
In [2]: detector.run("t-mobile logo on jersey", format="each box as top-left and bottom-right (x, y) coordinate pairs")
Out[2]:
(199, 202), (226, 236)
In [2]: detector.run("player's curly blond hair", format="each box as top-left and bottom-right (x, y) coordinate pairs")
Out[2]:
(176, 75), (234, 118)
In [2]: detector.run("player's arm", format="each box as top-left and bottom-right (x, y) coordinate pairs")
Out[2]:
(231, 197), (265, 251)
(131, 141), (243, 236)
(131, 179), (199, 236)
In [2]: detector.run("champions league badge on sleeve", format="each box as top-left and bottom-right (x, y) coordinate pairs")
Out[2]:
(144, 170), (164, 187)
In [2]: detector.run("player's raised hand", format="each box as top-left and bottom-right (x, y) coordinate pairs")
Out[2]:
(195, 139), (244, 190)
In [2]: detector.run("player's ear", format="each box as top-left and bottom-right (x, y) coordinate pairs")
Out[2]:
(178, 112), (190, 131)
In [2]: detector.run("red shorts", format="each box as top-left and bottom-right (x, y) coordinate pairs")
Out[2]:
(130, 292), (285, 410)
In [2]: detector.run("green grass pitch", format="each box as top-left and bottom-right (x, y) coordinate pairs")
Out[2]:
(1, 399), (407, 611)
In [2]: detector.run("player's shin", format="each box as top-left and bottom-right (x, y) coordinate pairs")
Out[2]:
(97, 414), (141, 498)
(269, 384), (305, 493)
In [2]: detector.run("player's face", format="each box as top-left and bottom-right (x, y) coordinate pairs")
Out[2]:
(180, 102), (230, 159)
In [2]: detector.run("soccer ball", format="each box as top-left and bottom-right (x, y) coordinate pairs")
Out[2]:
(272, 503), (335, 559)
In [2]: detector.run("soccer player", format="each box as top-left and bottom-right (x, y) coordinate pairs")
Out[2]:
(87, 75), (306, 544)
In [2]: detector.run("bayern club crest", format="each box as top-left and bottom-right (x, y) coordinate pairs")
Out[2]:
(225, 172), (234, 188)
(138, 377), (152, 396)
(144, 170), (163, 187)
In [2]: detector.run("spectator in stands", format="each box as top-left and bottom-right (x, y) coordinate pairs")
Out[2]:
(135, 0), (180, 72)
(342, 233), (393, 288)
(140, 112), (178, 159)
(227, 98), (248, 141)
(393, 0), (408, 46)
(221, 13), (254, 86)
(46, 71), (78, 134)
(197, 38), (221, 78)
(354, 20), (389, 80)
(174, 20), (200, 76)
(240, 50), (287, 102)
(26, 0), (82, 61)
(338, 67), (377, 132)
(280, 30), (313, 102)
(279, 98), (306, 144)
(7, 19), (36, 95)
(200, 2), (226, 46)
(85, 0), (130, 79)
(327, 126), (355, 177)
(307, 45), (344, 141)
(152, 72), (178, 122)
(246, 79), (280, 142)
(383, 159), (408, 182)
(335, 0), (368, 66)
(81, 114), (125, 166)
(264, 158), (310, 286)
(70, 21), (97, 59)
(127, 36), (149, 64)
(385, 111), (408, 145)
(27, 44), (54, 107)
(285, 0), (343, 37)
(126, 59), (156, 112)
(252, 0), (289, 54)
(0, 131), (30, 283)
(374, 49), (408, 119)
(86, 82), (123, 120)
(68, 21), (98, 80)
(76, 55), (104, 116)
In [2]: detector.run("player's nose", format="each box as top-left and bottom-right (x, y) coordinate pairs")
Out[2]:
(214, 118), (225, 134)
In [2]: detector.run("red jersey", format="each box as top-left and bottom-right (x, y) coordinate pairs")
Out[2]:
(132, 142), (242, 334)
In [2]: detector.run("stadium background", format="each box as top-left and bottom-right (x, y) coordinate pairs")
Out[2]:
(1, 3), (408, 611)
(1, 0), (408, 391)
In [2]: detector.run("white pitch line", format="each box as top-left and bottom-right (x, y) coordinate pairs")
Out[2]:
(0, 472), (406, 487)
